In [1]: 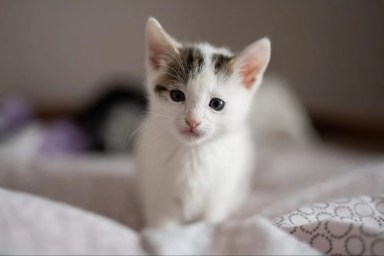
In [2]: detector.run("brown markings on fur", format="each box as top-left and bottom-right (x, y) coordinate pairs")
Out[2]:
(153, 82), (179, 100)
(153, 48), (235, 99)
(178, 47), (204, 82)
(211, 53), (233, 77)
(153, 46), (205, 99)
(158, 46), (205, 84)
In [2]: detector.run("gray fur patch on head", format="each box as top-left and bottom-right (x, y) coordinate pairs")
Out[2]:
(153, 45), (234, 99)
(158, 46), (205, 85)
(153, 46), (204, 98)
(154, 84), (169, 100)
(176, 47), (205, 83)
(211, 53), (233, 76)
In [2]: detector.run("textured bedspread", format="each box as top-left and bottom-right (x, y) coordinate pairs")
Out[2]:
(0, 143), (383, 255)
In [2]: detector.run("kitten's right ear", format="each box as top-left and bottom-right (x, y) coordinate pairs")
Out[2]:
(146, 17), (180, 70)
(233, 38), (271, 90)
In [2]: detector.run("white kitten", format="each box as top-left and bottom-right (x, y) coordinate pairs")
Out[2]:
(137, 17), (271, 229)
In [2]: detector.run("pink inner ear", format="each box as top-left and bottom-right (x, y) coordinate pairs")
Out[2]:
(241, 61), (261, 89)
(149, 56), (160, 70)
(148, 45), (163, 70)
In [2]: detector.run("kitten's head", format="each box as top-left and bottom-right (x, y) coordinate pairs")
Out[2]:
(145, 17), (270, 145)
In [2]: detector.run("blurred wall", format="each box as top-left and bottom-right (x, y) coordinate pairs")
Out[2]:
(0, 0), (383, 122)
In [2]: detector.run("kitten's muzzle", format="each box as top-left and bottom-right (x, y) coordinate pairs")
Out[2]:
(185, 117), (201, 130)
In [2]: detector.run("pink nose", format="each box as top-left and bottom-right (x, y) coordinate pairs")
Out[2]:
(185, 118), (201, 129)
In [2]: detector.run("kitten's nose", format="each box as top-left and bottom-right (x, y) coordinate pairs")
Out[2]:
(185, 117), (201, 129)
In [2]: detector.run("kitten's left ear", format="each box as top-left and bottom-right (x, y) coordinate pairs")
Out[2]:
(234, 38), (271, 89)
(146, 17), (180, 71)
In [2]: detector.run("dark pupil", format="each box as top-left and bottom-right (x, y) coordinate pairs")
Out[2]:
(209, 98), (225, 111)
(170, 90), (185, 102)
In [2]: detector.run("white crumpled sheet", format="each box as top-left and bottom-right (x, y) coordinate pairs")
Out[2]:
(0, 143), (383, 255)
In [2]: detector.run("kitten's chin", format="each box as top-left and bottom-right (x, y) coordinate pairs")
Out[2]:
(175, 129), (209, 145)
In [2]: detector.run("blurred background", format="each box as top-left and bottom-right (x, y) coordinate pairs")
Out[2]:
(0, 0), (383, 154)
(0, 0), (384, 240)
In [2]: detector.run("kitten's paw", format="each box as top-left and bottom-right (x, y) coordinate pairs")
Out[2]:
(140, 223), (213, 255)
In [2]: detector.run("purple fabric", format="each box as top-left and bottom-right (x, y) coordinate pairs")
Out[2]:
(38, 119), (90, 155)
(0, 97), (33, 132)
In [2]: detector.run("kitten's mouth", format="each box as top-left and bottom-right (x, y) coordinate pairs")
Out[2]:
(180, 128), (203, 138)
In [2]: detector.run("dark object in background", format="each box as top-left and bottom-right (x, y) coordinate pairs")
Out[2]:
(76, 81), (147, 153)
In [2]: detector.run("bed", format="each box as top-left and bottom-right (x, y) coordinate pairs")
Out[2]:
(0, 138), (383, 255)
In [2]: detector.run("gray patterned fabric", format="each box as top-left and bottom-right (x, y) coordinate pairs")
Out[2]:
(276, 196), (384, 255)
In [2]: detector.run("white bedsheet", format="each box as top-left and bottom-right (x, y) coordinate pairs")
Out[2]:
(0, 143), (383, 255)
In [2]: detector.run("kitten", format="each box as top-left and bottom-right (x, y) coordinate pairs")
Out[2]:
(137, 17), (271, 229)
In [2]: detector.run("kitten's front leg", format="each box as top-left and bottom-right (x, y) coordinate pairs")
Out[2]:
(142, 190), (183, 229)
(141, 201), (187, 254)
(141, 221), (213, 255)
(145, 213), (182, 230)
(203, 198), (235, 224)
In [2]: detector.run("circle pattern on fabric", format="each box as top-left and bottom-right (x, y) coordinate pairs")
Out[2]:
(355, 202), (375, 217)
(311, 234), (333, 254)
(345, 235), (365, 255)
(370, 239), (384, 256)
(274, 196), (384, 256)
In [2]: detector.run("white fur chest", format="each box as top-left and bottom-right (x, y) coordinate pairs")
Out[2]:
(138, 118), (254, 227)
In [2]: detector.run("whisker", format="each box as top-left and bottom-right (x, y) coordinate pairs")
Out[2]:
(124, 120), (148, 150)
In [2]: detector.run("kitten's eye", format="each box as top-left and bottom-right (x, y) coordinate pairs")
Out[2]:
(170, 90), (185, 102)
(209, 98), (225, 111)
